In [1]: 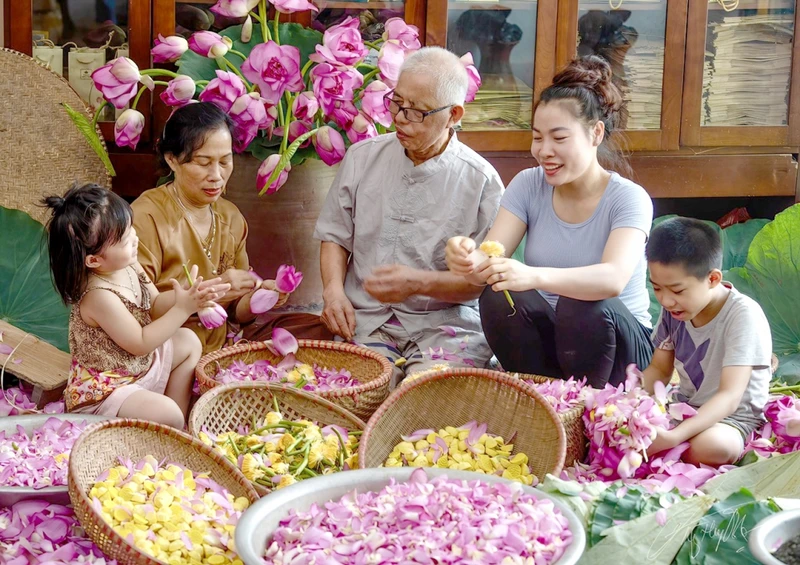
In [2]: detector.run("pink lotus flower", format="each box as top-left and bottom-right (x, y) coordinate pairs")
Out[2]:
(250, 288), (280, 314)
(766, 395), (800, 439)
(310, 16), (367, 67)
(310, 63), (364, 116)
(377, 40), (406, 88)
(188, 30), (232, 58)
(198, 70), (248, 113)
(271, 327), (298, 356)
(209, 0), (259, 18)
(361, 80), (393, 127)
(291, 91), (319, 121)
(229, 92), (275, 152)
(151, 34), (189, 63)
(329, 100), (358, 129)
(270, 0), (319, 14)
(275, 265), (303, 293)
(91, 57), (142, 109)
(346, 111), (378, 144)
(114, 109), (145, 150)
(241, 41), (304, 104)
(461, 52), (481, 103)
(160, 75), (195, 106)
(313, 126), (346, 166)
(257, 154), (291, 195)
(383, 17), (421, 52)
(198, 302), (228, 329)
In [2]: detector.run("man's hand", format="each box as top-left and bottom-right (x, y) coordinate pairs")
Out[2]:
(219, 269), (257, 302)
(647, 427), (680, 457)
(363, 264), (421, 303)
(260, 278), (289, 308)
(322, 287), (356, 340)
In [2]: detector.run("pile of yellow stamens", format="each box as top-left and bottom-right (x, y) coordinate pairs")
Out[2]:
(89, 455), (249, 565)
(384, 421), (537, 486)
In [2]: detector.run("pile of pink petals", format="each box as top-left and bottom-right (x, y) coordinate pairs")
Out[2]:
(524, 376), (587, 412)
(745, 394), (800, 457)
(264, 468), (573, 565)
(0, 500), (115, 564)
(580, 376), (672, 481)
(0, 386), (65, 416)
(0, 417), (89, 489)
(216, 359), (360, 392)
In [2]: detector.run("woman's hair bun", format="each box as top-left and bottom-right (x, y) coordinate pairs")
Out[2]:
(550, 55), (624, 116)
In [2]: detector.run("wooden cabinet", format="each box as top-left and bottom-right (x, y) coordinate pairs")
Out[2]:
(4, 0), (799, 200)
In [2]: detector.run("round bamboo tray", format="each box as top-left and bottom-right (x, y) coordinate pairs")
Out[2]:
(67, 419), (259, 565)
(514, 373), (587, 468)
(195, 339), (393, 421)
(360, 368), (567, 480)
(188, 382), (365, 496)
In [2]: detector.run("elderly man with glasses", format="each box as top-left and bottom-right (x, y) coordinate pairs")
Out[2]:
(313, 46), (504, 387)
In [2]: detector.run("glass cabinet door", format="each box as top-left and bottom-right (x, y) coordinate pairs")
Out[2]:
(312, 1), (407, 42)
(446, 0), (538, 131)
(682, 0), (800, 146)
(30, 0), (133, 122)
(576, 0), (667, 131)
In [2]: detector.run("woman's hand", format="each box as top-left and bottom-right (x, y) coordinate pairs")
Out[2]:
(259, 278), (289, 308)
(646, 427), (680, 457)
(476, 258), (537, 293)
(219, 269), (257, 301)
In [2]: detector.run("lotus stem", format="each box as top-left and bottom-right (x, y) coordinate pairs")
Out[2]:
(182, 264), (194, 286)
(91, 101), (109, 128)
(503, 290), (516, 317)
(258, 0), (270, 42)
(131, 85), (148, 110)
(273, 12), (280, 46)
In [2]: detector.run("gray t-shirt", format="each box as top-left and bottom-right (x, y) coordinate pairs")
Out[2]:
(652, 285), (772, 433)
(501, 167), (654, 327)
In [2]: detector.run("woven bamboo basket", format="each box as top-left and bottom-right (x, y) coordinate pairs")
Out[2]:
(188, 382), (366, 496)
(513, 373), (587, 468)
(68, 419), (259, 565)
(195, 340), (393, 421)
(359, 368), (568, 480)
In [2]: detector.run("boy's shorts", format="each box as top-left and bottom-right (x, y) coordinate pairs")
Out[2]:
(719, 417), (753, 458)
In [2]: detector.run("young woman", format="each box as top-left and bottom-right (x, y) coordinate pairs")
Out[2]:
(446, 56), (654, 388)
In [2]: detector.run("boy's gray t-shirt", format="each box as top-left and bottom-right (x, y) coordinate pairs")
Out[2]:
(501, 167), (654, 327)
(652, 285), (772, 433)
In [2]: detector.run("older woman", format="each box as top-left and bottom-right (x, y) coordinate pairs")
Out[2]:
(314, 47), (505, 386)
(132, 102), (329, 354)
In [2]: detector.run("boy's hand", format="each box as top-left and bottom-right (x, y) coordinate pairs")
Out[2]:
(647, 427), (679, 457)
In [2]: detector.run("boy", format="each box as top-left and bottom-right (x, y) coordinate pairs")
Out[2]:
(639, 217), (771, 466)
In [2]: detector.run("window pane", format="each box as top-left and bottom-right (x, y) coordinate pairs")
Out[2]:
(577, 1), (667, 130)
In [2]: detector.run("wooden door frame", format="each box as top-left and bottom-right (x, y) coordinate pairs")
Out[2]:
(681, 0), (800, 147)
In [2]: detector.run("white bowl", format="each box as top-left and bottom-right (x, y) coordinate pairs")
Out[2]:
(235, 467), (586, 565)
(750, 509), (800, 565)
(0, 414), (113, 506)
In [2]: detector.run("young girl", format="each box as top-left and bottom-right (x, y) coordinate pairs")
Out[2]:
(43, 183), (230, 428)
(446, 56), (655, 388)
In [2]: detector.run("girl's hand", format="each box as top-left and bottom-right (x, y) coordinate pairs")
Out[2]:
(170, 270), (230, 315)
(646, 427), (679, 457)
(446, 237), (483, 276)
(476, 258), (537, 293)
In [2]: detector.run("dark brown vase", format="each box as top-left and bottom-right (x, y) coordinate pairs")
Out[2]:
(224, 156), (339, 311)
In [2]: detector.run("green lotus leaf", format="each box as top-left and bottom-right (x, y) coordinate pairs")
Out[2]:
(0, 207), (70, 351)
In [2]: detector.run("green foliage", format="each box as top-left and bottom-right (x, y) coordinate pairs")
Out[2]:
(0, 207), (70, 351)
(61, 103), (116, 177)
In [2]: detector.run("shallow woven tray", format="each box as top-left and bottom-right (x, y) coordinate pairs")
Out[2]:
(514, 373), (587, 468)
(68, 419), (259, 565)
(360, 368), (567, 480)
(188, 382), (365, 496)
(195, 339), (393, 421)
(0, 47), (111, 226)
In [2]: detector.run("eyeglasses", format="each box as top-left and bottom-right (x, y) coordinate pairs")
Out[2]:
(383, 94), (453, 123)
